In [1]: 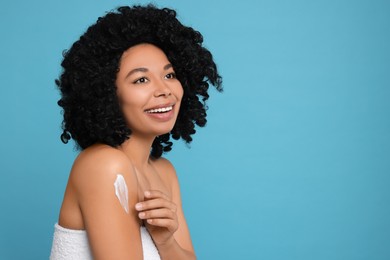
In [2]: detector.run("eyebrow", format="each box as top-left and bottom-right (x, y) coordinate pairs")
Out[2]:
(125, 64), (173, 79)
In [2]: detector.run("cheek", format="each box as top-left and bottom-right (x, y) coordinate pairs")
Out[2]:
(118, 91), (145, 124)
(175, 84), (184, 100)
(175, 87), (184, 114)
(120, 88), (149, 107)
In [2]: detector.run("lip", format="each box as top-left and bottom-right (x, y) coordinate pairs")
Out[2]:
(144, 103), (176, 122)
(144, 102), (175, 111)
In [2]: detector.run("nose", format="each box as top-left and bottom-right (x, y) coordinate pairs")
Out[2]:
(154, 79), (171, 97)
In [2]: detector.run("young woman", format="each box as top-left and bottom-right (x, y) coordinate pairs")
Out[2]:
(50, 5), (222, 260)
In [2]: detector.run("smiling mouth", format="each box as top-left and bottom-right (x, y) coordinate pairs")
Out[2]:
(145, 105), (173, 114)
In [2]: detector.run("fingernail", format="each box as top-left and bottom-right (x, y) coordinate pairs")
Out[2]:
(139, 212), (145, 218)
(135, 203), (142, 210)
(144, 191), (150, 197)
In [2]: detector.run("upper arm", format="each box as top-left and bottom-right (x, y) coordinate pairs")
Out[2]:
(70, 146), (143, 260)
(156, 158), (195, 253)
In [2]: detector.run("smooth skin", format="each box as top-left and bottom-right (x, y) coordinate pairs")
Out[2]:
(58, 44), (196, 259)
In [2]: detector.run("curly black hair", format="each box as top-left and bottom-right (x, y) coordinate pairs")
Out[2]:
(57, 4), (222, 158)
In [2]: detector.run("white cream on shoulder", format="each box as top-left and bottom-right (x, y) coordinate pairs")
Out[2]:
(114, 174), (129, 214)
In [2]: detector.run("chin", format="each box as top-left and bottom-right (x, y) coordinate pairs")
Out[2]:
(153, 126), (175, 137)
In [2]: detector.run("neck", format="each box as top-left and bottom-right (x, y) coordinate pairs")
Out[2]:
(119, 134), (156, 170)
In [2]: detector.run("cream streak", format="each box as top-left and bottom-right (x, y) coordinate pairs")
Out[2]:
(114, 174), (129, 214)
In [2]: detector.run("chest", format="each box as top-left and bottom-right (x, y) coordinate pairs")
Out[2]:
(134, 166), (171, 201)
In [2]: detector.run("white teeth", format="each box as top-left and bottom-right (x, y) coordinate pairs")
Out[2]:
(146, 106), (173, 113)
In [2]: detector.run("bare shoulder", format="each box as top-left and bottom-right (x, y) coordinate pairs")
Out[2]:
(69, 144), (137, 193)
(74, 144), (130, 172)
(152, 157), (178, 183)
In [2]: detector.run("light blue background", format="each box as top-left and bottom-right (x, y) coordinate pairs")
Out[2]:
(1, 0), (389, 259)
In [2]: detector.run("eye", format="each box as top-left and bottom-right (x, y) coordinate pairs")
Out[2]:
(133, 77), (149, 84)
(165, 72), (176, 79)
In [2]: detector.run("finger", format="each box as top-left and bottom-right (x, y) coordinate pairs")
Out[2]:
(144, 190), (170, 200)
(135, 198), (177, 212)
(138, 208), (176, 221)
(146, 218), (178, 232)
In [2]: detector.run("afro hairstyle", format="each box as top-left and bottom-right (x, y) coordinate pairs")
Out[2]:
(57, 4), (222, 158)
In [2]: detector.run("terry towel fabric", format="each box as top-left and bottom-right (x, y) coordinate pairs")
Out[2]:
(50, 223), (161, 260)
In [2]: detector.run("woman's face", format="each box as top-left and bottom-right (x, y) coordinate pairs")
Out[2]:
(116, 44), (183, 138)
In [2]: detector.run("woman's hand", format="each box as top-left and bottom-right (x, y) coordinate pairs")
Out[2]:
(135, 190), (179, 247)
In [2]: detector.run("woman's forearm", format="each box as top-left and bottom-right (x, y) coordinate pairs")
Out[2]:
(157, 238), (196, 260)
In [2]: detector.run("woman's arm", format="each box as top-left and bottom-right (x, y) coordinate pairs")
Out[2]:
(136, 158), (196, 259)
(69, 145), (143, 259)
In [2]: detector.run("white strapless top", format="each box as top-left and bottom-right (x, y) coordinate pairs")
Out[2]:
(50, 223), (161, 259)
